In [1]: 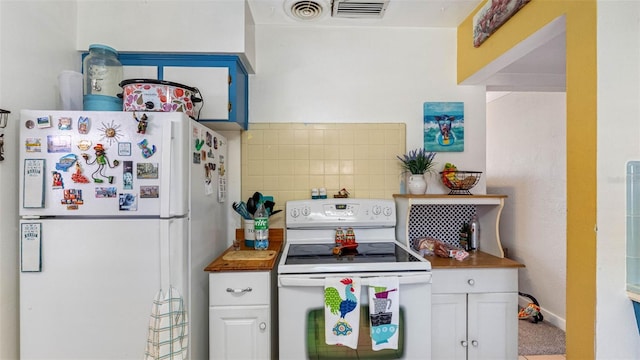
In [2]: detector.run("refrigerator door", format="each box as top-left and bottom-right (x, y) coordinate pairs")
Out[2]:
(19, 217), (187, 360)
(185, 122), (229, 360)
(18, 110), (190, 217)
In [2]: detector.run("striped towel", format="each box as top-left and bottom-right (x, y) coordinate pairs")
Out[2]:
(145, 286), (189, 360)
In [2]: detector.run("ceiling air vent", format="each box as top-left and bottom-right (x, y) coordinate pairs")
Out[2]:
(284, 0), (330, 21)
(331, 0), (389, 19)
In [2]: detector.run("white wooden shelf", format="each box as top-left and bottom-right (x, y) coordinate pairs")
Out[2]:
(393, 194), (507, 258)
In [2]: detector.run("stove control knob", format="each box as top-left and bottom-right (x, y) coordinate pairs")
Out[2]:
(372, 205), (381, 215)
(302, 206), (311, 216)
(291, 208), (300, 218)
(383, 206), (393, 217)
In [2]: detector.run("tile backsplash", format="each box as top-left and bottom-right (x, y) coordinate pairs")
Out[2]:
(241, 123), (406, 218)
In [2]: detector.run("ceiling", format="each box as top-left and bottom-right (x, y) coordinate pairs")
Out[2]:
(247, 0), (566, 93)
(247, 0), (484, 28)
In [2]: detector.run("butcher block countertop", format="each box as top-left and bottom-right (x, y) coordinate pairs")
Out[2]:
(425, 251), (525, 269)
(204, 228), (283, 272)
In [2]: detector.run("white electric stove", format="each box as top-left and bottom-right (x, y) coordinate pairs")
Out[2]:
(277, 198), (432, 360)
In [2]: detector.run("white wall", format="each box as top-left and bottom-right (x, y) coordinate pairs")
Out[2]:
(0, 1), (78, 358)
(250, 25), (487, 194)
(486, 91), (567, 329)
(597, 1), (640, 358)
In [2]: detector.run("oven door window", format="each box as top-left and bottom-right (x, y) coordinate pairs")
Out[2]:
(306, 306), (405, 359)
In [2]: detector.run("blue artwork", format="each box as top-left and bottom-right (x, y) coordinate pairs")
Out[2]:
(424, 102), (464, 152)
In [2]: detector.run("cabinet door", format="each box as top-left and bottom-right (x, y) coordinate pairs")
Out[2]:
(210, 305), (270, 360)
(432, 294), (467, 360)
(467, 292), (518, 360)
(164, 66), (229, 120)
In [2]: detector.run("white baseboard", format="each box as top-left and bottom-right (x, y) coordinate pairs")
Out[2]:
(518, 295), (566, 331)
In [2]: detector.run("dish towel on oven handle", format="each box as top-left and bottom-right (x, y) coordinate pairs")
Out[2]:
(324, 277), (361, 349)
(369, 276), (400, 351)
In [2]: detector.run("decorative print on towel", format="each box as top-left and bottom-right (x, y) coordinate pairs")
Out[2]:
(369, 277), (400, 351)
(324, 277), (361, 349)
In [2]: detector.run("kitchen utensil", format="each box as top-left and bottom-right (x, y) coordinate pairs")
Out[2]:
(264, 200), (275, 213)
(232, 201), (253, 220)
(269, 210), (282, 217)
(246, 197), (257, 216)
(252, 192), (262, 205)
(119, 79), (203, 119)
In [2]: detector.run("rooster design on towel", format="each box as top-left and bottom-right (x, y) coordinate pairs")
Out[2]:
(325, 278), (358, 336)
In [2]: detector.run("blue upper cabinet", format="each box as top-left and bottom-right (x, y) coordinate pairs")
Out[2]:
(117, 53), (249, 130)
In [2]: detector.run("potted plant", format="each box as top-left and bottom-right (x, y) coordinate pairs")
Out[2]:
(397, 148), (436, 194)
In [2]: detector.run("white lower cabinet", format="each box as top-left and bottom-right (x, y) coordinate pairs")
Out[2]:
(209, 271), (275, 360)
(210, 305), (270, 359)
(432, 268), (519, 360)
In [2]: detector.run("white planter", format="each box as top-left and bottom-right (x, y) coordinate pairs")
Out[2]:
(408, 174), (427, 194)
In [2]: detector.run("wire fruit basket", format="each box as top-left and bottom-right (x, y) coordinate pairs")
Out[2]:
(440, 171), (482, 195)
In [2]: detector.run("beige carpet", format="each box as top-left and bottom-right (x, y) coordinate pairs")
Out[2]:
(518, 319), (566, 355)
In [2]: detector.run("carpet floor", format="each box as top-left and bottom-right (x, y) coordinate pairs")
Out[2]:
(518, 319), (566, 355)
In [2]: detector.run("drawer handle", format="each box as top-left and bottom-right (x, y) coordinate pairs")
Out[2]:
(259, 322), (267, 331)
(226, 287), (253, 293)
(460, 340), (468, 347)
(467, 279), (475, 286)
(471, 340), (479, 347)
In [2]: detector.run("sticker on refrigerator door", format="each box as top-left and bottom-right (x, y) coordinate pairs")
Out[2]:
(140, 185), (159, 198)
(37, 116), (51, 128)
(192, 152), (201, 164)
(47, 135), (72, 153)
(137, 139), (156, 159)
(118, 142), (131, 156)
(25, 138), (42, 152)
(123, 161), (133, 190)
(194, 138), (204, 151)
(61, 189), (83, 210)
(77, 116), (90, 134)
(119, 193), (137, 211)
(20, 223), (42, 272)
(55, 153), (77, 172)
(51, 171), (64, 189)
(95, 187), (117, 198)
(206, 132), (212, 147)
(97, 120), (123, 145)
(133, 112), (149, 134)
(81, 143), (120, 184)
(77, 139), (92, 151)
(23, 159), (45, 208)
(136, 163), (158, 179)
(218, 176), (226, 203)
(71, 162), (90, 183)
(204, 163), (213, 195)
(57, 117), (72, 130)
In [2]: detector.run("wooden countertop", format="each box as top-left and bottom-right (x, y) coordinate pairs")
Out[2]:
(204, 228), (284, 272)
(425, 251), (525, 269)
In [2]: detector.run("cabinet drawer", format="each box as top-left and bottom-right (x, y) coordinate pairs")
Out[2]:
(209, 271), (270, 306)
(431, 268), (518, 294)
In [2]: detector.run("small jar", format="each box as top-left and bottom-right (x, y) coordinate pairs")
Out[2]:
(319, 188), (327, 199)
(83, 44), (123, 110)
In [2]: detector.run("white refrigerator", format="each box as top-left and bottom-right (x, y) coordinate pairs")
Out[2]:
(18, 110), (228, 360)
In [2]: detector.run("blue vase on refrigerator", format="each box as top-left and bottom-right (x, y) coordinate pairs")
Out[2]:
(18, 110), (229, 359)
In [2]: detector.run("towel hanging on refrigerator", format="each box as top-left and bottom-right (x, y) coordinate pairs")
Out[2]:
(144, 286), (189, 360)
(369, 277), (400, 351)
(324, 277), (361, 349)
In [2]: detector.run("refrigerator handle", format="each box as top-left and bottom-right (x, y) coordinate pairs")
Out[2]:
(160, 121), (174, 218)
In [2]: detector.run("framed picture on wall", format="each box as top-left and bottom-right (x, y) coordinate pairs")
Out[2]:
(424, 102), (464, 152)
